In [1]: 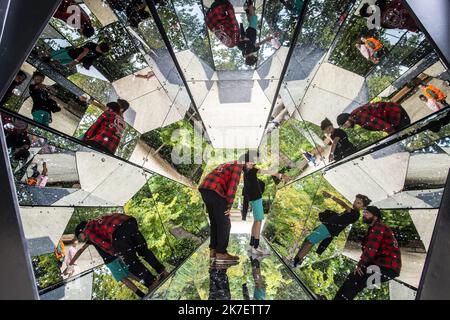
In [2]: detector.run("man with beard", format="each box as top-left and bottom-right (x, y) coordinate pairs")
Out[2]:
(334, 206), (402, 300)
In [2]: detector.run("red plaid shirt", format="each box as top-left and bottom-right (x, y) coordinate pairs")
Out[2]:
(205, 0), (240, 48)
(350, 102), (405, 134)
(199, 161), (243, 209)
(358, 221), (402, 275)
(84, 214), (130, 255)
(82, 110), (126, 154)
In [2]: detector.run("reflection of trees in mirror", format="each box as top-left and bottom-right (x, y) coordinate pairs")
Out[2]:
(298, 255), (390, 300)
(95, 22), (148, 81)
(68, 73), (115, 104)
(92, 265), (144, 300)
(126, 176), (209, 266)
(32, 253), (63, 291)
(328, 15), (390, 76)
(170, 0), (215, 67)
(155, 3), (188, 51)
(141, 120), (207, 183)
(138, 19), (167, 50)
(278, 118), (323, 179)
(263, 172), (350, 261)
(299, 0), (355, 50)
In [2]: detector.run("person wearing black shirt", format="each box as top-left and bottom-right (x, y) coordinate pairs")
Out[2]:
(0, 70), (27, 107)
(237, 1), (277, 66)
(241, 178), (265, 221)
(29, 72), (61, 126)
(50, 41), (110, 69)
(243, 159), (289, 255)
(321, 118), (357, 162)
(292, 192), (371, 268)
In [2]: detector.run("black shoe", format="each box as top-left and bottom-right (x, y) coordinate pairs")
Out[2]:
(293, 255), (303, 268)
(135, 289), (146, 299)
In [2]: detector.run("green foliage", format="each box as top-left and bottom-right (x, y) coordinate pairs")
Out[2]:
(345, 124), (387, 149)
(68, 73), (114, 104)
(141, 120), (207, 182)
(32, 253), (63, 290)
(348, 209), (423, 247)
(92, 266), (138, 300)
(298, 255), (390, 300)
(328, 15), (387, 76)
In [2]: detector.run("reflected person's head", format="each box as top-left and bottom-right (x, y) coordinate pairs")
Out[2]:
(97, 42), (110, 53)
(363, 206), (382, 224)
(354, 194), (372, 210)
(239, 151), (257, 168)
(443, 80), (450, 88)
(245, 55), (258, 66)
(80, 24), (95, 38)
(419, 94), (428, 102)
(107, 102), (121, 114)
(13, 147), (30, 162)
(337, 113), (353, 129)
(32, 71), (45, 84)
(117, 99), (130, 113)
(75, 221), (87, 242)
(16, 70), (27, 83)
(320, 118), (334, 135)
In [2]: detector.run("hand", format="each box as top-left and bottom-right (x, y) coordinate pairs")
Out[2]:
(328, 153), (334, 162)
(224, 209), (231, 216)
(354, 266), (364, 276)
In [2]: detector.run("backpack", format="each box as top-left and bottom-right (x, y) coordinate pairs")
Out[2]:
(424, 85), (446, 101)
(365, 37), (383, 52)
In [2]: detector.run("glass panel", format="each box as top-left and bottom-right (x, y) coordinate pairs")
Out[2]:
(151, 234), (311, 300)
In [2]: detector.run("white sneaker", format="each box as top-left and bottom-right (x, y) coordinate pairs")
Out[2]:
(251, 247), (270, 256)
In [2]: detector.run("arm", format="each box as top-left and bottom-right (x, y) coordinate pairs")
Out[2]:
(322, 191), (352, 212)
(41, 162), (48, 176)
(329, 136), (341, 161)
(258, 168), (290, 182)
(69, 47), (89, 67)
(255, 36), (274, 48)
(89, 99), (107, 111)
(62, 243), (89, 274)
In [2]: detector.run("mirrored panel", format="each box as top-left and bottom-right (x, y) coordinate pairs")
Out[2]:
(268, 0), (450, 174)
(0, 0), (219, 186)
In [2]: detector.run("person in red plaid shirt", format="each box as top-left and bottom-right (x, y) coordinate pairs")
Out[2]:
(73, 213), (168, 291)
(82, 101), (128, 155)
(205, 0), (240, 48)
(337, 102), (411, 134)
(199, 153), (255, 264)
(335, 206), (402, 300)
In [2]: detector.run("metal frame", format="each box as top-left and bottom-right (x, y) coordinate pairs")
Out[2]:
(0, 0), (64, 300)
(416, 171), (450, 299)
